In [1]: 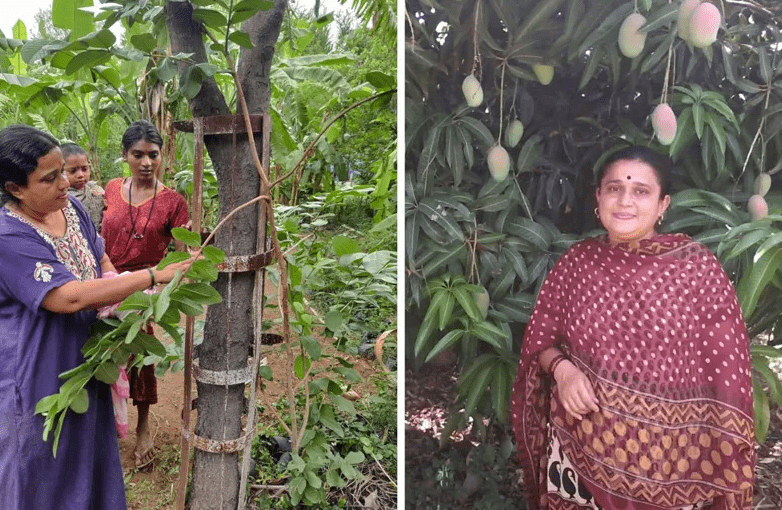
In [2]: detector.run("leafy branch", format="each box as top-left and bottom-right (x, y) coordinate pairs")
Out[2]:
(35, 228), (224, 456)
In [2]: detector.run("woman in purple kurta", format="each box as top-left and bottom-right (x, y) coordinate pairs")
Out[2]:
(0, 197), (126, 508)
(0, 124), (193, 509)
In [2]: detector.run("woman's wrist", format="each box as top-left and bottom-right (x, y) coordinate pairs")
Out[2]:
(548, 353), (568, 375)
(147, 267), (155, 287)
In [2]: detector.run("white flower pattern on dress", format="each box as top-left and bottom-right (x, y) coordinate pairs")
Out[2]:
(33, 262), (54, 282)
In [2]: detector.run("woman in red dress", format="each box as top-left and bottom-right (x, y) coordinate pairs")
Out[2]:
(102, 120), (190, 469)
(511, 146), (755, 510)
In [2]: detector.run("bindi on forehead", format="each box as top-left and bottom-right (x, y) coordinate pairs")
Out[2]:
(627, 175), (632, 179)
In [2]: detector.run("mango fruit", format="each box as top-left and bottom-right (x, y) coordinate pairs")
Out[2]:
(474, 288), (490, 319)
(651, 103), (677, 145)
(618, 12), (647, 58)
(677, 0), (701, 42)
(754, 173), (771, 197)
(689, 2), (720, 48)
(532, 64), (554, 85)
(748, 194), (769, 221)
(488, 144), (511, 181)
(462, 74), (484, 107)
(505, 119), (524, 148)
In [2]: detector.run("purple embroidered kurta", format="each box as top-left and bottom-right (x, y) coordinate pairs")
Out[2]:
(0, 198), (126, 509)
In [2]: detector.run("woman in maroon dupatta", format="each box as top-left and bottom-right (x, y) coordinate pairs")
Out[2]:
(511, 146), (755, 510)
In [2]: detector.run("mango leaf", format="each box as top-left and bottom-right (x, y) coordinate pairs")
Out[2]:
(753, 378), (770, 443)
(738, 247), (782, 319)
(425, 329), (464, 363)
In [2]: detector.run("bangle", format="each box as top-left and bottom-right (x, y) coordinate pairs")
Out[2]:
(147, 268), (155, 287)
(548, 354), (568, 377)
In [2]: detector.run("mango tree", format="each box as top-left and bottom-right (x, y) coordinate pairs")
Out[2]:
(406, 0), (782, 443)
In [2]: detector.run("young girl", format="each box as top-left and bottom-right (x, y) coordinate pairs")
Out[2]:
(62, 143), (104, 232)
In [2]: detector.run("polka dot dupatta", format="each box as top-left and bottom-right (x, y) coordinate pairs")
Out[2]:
(510, 234), (755, 510)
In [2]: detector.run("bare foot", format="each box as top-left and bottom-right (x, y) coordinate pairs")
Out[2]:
(134, 403), (155, 469)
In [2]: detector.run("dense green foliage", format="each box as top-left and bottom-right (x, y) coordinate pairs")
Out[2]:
(406, 0), (782, 443)
(1, 0), (397, 506)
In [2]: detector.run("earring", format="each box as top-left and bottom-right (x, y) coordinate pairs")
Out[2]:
(594, 207), (599, 218)
(657, 215), (664, 226)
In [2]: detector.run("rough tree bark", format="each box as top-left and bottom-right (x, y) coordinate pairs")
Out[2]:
(166, 1), (286, 508)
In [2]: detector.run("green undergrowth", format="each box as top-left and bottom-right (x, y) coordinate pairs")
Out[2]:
(249, 372), (397, 508)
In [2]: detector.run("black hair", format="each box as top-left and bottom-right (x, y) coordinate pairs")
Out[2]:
(60, 142), (88, 160)
(596, 145), (672, 198)
(121, 120), (163, 154)
(0, 125), (60, 203)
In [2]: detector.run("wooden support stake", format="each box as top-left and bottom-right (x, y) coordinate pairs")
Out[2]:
(176, 117), (205, 510)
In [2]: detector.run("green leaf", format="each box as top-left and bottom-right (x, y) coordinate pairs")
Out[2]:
(753, 378), (770, 443)
(738, 247), (782, 320)
(332, 236), (361, 256)
(69, 388), (89, 414)
(186, 260), (218, 282)
(294, 354), (311, 379)
(231, 0), (274, 23)
(425, 329), (464, 363)
(130, 33), (157, 53)
(172, 227), (201, 247)
(639, 3), (678, 32)
(158, 251), (190, 269)
(463, 361), (493, 417)
(318, 405), (343, 437)
(345, 451), (365, 465)
(330, 393), (356, 416)
(300, 335), (321, 360)
(227, 30), (254, 49)
(65, 49), (111, 75)
(365, 71), (395, 90)
(192, 8), (228, 28)
(94, 362), (120, 384)
(470, 320), (509, 351)
(751, 345), (782, 359)
(324, 310), (343, 333)
(137, 333), (167, 358)
(259, 365), (273, 380)
(174, 283), (222, 305)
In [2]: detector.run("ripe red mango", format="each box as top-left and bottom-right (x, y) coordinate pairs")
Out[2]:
(689, 2), (721, 48)
(618, 13), (647, 58)
(487, 144), (510, 181)
(651, 104), (677, 145)
(748, 194), (768, 221)
(677, 0), (701, 42)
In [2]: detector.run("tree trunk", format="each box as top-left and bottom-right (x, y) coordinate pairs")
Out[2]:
(166, 1), (286, 508)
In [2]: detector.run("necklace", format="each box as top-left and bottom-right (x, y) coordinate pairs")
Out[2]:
(128, 178), (158, 240)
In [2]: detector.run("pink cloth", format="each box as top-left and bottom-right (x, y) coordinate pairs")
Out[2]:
(110, 368), (129, 438)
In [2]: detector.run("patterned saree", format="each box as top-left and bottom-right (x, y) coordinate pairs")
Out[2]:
(510, 234), (755, 510)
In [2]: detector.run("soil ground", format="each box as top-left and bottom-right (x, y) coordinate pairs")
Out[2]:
(120, 317), (387, 509)
(405, 358), (782, 510)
